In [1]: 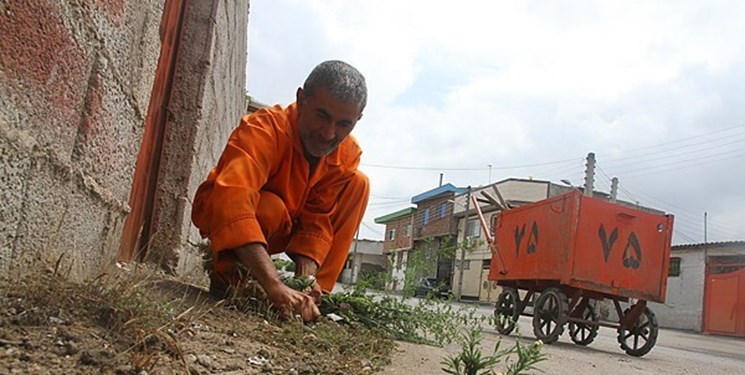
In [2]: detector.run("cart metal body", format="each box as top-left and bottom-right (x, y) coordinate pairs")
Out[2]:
(473, 189), (674, 356)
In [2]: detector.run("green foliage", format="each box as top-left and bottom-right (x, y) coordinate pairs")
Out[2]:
(441, 326), (505, 375)
(504, 339), (547, 375)
(319, 289), (488, 346)
(441, 326), (546, 375)
(272, 258), (296, 272)
(282, 275), (316, 291)
(356, 269), (389, 290)
(402, 246), (434, 297)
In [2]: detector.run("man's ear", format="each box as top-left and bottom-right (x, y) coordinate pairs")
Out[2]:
(296, 87), (305, 108)
(357, 112), (364, 121)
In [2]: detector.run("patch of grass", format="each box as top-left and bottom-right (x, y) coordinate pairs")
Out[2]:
(442, 326), (546, 375)
(319, 286), (496, 347)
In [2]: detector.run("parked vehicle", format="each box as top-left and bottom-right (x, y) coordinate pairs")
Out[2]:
(413, 278), (451, 299)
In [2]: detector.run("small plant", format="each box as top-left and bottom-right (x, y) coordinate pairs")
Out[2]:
(317, 287), (491, 346)
(441, 326), (546, 375)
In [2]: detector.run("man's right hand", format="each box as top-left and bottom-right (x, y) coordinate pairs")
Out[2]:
(265, 281), (320, 321)
(233, 243), (320, 322)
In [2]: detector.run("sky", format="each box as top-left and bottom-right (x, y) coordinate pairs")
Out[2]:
(245, 0), (745, 244)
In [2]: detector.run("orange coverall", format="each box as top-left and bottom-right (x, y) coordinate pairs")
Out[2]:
(192, 103), (369, 292)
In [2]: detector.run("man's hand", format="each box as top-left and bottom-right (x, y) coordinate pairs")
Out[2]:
(264, 281), (320, 321)
(290, 253), (322, 304)
(234, 244), (320, 321)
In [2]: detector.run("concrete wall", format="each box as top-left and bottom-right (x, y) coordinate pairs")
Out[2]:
(145, 0), (249, 275)
(387, 250), (409, 292)
(652, 243), (745, 332)
(650, 248), (706, 331)
(339, 239), (387, 284)
(0, 0), (249, 280)
(0, 1), (163, 278)
(496, 179), (550, 202)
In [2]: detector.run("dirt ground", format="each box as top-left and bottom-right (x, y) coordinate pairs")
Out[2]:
(0, 267), (394, 374)
(3, 267), (742, 375)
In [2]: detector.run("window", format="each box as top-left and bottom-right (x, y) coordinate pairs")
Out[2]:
(422, 208), (430, 225)
(482, 259), (491, 269)
(403, 224), (411, 237)
(669, 257), (681, 277)
(387, 228), (396, 241)
(465, 218), (481, 238)
(462, 260), (471, 270)
(439, 202), (447, 218)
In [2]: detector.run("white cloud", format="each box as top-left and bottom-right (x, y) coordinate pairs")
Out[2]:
(247, 0), (745, 243)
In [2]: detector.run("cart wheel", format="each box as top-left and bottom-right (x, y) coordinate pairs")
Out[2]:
(494, 288), (520, 335)
(617, 306), (658, 357)
(532, 288), (568, 344)
(569, 303), (598, 346)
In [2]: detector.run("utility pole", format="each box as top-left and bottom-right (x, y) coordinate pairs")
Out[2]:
(704, 212), (708, 244)
(488, 164), (492, 184)
(584, 152), (596, 197)
(610, 177), (619, 203)
(456, 186), (471, 301)
(351, 228), (360, 284)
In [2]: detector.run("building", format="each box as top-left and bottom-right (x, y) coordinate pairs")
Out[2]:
(338, 239), (386, 285)
(374, 207), (416, 292)
(450, 178), (571, 301)
(651, 241), (745, 337)
(410, 183), (466, 288)
(375, 183), (465, 292)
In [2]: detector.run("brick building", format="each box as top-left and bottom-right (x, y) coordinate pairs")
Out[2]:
(375, 183), (465, 292)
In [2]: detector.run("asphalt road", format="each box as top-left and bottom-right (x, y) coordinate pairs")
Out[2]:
(387, 299), (745, 374)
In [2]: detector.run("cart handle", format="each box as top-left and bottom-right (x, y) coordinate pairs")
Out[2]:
(471, 195), (507, 274)
(471, 194), (494, 244)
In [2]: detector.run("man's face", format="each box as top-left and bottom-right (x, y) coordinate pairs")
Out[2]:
(296, 86), (363, 158)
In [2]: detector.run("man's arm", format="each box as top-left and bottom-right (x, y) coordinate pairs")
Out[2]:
(234, 243), (320, 321)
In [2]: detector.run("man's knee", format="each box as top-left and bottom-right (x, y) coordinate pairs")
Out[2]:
(256, 191), (292, 239)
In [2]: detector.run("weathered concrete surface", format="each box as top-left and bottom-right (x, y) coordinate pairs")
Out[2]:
(650, 248), (705, 332)
(0, 1), (163, 278)
(145, 1), (249, 275)
(388, 301), (745, 375)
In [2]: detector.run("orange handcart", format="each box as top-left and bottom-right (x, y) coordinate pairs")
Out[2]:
(473, 189), (674, 356)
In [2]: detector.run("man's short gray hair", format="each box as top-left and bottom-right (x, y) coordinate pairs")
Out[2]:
(303, 60), (367, 110)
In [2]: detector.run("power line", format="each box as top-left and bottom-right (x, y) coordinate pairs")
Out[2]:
(622, 151), (745, 179)
(611, 180), (743, 238)
(608, 122), (745, 155)
(674, 229), (699, 244)
(604, 130), (745, 166)
(370, 194), (412, 200)
(605, 143), (745, 173)
(361, 123), (745, 173)
(361, 221), (385, 236)
(360, 157), (580, 171)
(367, 198), (411, 207)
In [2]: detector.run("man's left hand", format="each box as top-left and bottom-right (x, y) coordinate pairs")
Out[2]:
(291, 253), (322, 305)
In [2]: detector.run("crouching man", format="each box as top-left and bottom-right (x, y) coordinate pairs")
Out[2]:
(192, 61), (370, 321)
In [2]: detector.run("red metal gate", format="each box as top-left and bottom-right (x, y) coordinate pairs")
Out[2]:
(703, 260), (745, 337)
(118, 0), (188, 261)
